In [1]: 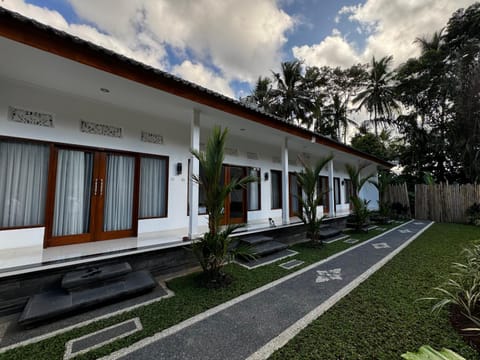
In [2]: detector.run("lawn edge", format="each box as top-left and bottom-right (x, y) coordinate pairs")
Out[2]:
(99, 220), (415, 360)
(246, 220), (434, 360)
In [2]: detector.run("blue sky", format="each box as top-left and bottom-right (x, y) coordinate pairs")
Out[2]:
(3, 0), (476, 98)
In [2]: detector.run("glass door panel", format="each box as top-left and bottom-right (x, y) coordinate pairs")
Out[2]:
(229, 166), (245, 221)
(102, 154), (135, 232)
(52, 149), (94, 238)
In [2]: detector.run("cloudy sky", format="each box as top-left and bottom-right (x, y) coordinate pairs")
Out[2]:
(2, 0), (476, 98)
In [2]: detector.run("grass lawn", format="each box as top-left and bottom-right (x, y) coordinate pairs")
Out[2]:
(270, 223), (480, 360)
(0, 222), (402, 360)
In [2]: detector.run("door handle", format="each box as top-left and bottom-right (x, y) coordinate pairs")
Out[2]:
(93, 178), (98, 196)
(99, 179), (104, 196)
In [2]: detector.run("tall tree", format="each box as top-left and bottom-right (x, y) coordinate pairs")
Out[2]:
(353, 56), (399, 136)
(271, 60), (314, 126)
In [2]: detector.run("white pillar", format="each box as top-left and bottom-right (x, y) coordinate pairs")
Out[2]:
(328, 160), (335, 217)
(281, 137), (289, 225)
(188, 109), (200, 239)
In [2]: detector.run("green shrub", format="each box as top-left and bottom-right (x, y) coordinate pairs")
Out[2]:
(466, 203), (480, 226)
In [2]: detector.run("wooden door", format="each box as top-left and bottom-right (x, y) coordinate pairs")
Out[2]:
(318, 176), (330, 214)
(224, 166), (247, 225)
(289, 172), (302, 217)
(45, 148), (139, 246)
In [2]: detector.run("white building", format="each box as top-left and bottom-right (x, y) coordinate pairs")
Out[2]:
(0, 8), (391, 274)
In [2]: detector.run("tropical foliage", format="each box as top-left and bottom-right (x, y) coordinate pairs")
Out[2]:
(425, 242), (480, 335)
(401, 345), (465, 360)
(244, 2), (480, 185)
(296, 154), (334, 244)
(191, 126), (255, 286)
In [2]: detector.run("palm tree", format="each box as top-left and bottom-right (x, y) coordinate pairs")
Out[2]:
(245, 76), (274, 113)
(345, 163), (376, 199)
(271, 60), (314, 126)
(414, 29), (444, 54)
(323, 93), (357, 143)
(296, 154), (334, 244)
(353, 56), (400, 136)
(191, 126), (255, 285)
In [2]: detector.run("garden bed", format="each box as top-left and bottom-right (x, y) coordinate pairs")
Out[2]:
(0, 223), (402, 360)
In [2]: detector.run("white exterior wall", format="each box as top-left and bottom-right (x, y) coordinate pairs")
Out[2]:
(0, 77), (379, 268)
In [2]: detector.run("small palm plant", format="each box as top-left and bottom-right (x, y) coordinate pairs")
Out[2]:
(296, 155), (333, 245)
(345, 163), (375, 230)
(191, 126), (256, 287)
(423, 243), (480, 335)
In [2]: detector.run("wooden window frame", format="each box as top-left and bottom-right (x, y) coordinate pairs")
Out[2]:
(0, 135), (169, 246)
(344, 179), (352, 204)
(247, 167), (261, 212)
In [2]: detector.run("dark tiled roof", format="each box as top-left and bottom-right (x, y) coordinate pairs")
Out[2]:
(0, 7), (393, 167)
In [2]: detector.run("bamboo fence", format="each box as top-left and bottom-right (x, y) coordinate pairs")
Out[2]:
(415, 183), (480, 223)
(384, 183), (411, 217)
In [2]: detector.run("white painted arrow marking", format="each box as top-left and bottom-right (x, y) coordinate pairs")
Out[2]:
(372, 242), (390, 249)
(399, 229), (412, 234)
(316, 268), (342, 283)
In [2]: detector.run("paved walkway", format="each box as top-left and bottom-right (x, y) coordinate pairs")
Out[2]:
(105, 220), (433, 360)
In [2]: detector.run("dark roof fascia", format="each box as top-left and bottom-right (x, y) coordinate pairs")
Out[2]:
(0, 7), (393, 168)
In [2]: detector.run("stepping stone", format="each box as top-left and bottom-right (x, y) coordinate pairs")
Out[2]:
(374, 227), (387, 231)
(62, 262), (132, 291)
(19, 271), (156, 327)
(372, 242), (390, 249)
(64, 318), (142, 359)
(251, 241), (288, 257)
(344, 238), (359, 244)
(279, 259), (304, 270)
(323, 234), (349, 244)
(319, 226), (341, 239)
(240, 235), (273, 245)
(236, 249), (297, 269)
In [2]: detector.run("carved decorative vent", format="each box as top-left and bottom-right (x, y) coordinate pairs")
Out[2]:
(247, 152), (259, 160)
(80, 120), (122, 138)
(225, 147), (239, 156)
(8, 106), (54, 127)
(141, 131), (163, 145)
(272, 156), (281, 164)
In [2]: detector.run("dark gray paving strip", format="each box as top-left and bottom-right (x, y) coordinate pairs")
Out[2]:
(0, 283), (169, 349)
(110, 220), (432, 360)
(66, 318), (142, 359)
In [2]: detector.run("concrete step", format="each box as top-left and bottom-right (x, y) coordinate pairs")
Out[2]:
(251, 241), (288, 257)
(240, 234), (274, 245)
(18, 270), (156, 327)
(319, 226), (342, 239)
(62, 262), (132, 292)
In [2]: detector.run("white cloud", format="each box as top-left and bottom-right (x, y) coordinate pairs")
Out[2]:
(295, 0), (476, 69)
(4, 0), (294, 97)
(293, 31), (361, 68)
(3, 0), (166, 70)
(172, 61), (235, 98)
(68, 0), (293, 84)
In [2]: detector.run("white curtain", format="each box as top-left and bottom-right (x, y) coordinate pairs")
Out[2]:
(103, 154), (135, 231)
(139, 157), (167, 218)
(0, 141), (49, 227)
(53, 149), (93, 236)
(248, 168), (259, 211)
